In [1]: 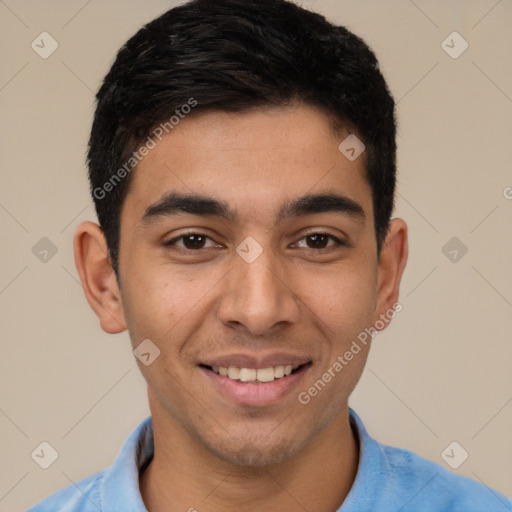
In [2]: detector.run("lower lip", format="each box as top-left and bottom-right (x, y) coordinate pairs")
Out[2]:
(199, 365), (311, 407)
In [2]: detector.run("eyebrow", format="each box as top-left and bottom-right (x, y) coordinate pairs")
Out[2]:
(142, 191), (365, 224)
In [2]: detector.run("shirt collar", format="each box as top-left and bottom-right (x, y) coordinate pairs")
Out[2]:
(100, 415), (154, 511)
(99, 408), (382, 511)
(340, 408), (386, 511)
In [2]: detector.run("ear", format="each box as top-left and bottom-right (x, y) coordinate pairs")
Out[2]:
(74, 221), (127, 334)
(373, 218), (408, 330)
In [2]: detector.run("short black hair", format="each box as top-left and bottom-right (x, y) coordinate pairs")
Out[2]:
(88, 0), (396, 275)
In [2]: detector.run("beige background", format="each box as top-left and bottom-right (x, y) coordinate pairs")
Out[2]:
(1, 0), (511, 510)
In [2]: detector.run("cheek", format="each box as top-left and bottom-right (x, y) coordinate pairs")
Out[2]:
(119, 261), (222, 351)
(298, 266), (376, 417)
(119, 269), (185, 344)
(305, 261), (377, 336)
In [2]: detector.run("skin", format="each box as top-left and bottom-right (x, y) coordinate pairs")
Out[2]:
(74, 104), (408, 512)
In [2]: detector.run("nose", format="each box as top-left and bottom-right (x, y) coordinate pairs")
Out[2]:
(217, 244), (300, 336)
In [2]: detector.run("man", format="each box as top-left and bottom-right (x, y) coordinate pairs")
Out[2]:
(28, 0), (511, 510)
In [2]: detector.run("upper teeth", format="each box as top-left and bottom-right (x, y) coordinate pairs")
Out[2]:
(211, 364), (299, 382)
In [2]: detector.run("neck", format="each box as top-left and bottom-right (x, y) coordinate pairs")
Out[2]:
(140, 405), (359, 512)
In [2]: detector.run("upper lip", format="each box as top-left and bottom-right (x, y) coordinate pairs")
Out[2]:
(200, 353), (311, 369)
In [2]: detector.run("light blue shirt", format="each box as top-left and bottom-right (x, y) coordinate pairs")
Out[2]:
(28, 408), (512, 511)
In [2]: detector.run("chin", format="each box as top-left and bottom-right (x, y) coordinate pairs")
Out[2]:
(206, 432), (305, 467)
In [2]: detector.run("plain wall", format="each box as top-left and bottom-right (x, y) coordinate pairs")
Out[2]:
(0, 1), (511, 510)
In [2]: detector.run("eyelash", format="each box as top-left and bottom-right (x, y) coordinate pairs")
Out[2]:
(163, 232), (346, 253)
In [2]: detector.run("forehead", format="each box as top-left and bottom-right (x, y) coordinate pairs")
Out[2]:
(122, 105), (373, 224)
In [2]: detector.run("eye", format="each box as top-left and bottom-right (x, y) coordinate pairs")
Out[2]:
(164, 233), (219, 251)
(163, 232), (346, 253)
(293, 233), (345, 250)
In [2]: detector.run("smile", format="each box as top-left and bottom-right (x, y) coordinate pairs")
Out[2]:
(206, 363), (302, 383)
(199, 361), (312, 406)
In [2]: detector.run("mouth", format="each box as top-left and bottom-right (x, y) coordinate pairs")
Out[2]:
(200, 362), (310, 383)
(198, 359), (312, 407)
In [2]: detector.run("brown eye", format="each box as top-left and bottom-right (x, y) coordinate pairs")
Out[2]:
(164, 233), (215, 251)
(181, 234), (207, 250)
(306, 234), (330, 249)
(294, 233), (345, 250)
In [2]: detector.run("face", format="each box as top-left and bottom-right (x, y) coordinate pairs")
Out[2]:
(79, 105), (407, 467)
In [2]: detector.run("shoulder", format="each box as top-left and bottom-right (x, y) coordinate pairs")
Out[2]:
(381, 443), (512, 511)
(347, 409), (512, 511)
(27, 415), (153, 512)
(27, 469), (105, 512)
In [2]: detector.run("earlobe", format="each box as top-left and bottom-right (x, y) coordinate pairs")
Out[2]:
(374, 218), (408, 330)
(74, 221), (127, 334)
